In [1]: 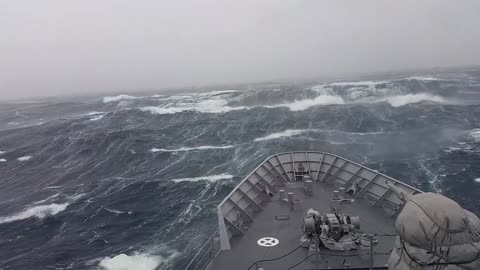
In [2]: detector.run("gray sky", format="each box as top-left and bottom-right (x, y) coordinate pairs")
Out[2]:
(1, 0), (480, 100)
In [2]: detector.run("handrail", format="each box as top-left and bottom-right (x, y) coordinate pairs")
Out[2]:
(184, 228), (220, 270)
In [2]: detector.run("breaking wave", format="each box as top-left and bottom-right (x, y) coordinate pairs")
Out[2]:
(269, 95), (345, 111)
(0, 158), (6, 162)
(102, 94), (139, 103)
(17, 156), (32, 161)
(141, 99), (247, 115)
(171, 173), (233, 183)
(381, 93), (446, 107)
(329, 80), (389, 87)
(151, 145), (235, 152)
(0, 203), (69, 224)
(405, 76), (441, 81)
(0, 150), (5, 154)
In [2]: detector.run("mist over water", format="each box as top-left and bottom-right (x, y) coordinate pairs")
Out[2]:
(1, 69), (480, 269)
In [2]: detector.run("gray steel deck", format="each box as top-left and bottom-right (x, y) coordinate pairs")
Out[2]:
(186, 152), (422, 270)
(209, 184), (396, 270)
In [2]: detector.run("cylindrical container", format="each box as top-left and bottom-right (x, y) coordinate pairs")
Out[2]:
(287, 192), (295, 204)
(305, 180), (313, 194)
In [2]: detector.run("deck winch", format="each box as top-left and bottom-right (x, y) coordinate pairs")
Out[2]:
(302, 208), (361, 251)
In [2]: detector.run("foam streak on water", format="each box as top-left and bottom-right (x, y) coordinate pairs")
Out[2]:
(0, 203), (69, 224)
(171, 173), (234, 183)
(151, 145), (235, 152)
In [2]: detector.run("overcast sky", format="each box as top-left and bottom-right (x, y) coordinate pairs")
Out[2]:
(1, 0), (480, 100)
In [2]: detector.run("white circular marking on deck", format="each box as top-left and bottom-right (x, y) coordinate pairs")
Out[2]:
(257, 237), (279, 247)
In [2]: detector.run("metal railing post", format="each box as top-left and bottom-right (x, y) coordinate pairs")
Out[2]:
(369, 234), (374, 270)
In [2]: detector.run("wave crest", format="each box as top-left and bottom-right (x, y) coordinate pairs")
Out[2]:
(468, 129), (480, 141)
(382, 93), (445, 107)
(102, 94), (139, 103)
(0, 203), (69, 224)
(141, 99), (247, 115)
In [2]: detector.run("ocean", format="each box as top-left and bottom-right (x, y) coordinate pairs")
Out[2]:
(1, 69), (480, 269)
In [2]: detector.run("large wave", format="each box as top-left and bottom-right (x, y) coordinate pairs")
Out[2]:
(134, 77), (452, 116)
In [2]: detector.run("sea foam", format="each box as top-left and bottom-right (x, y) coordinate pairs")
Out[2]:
(171, 173), (233, 183)
(102, 94), (139, 103)
(0, 158), (6, 162)
(468, 129), (480, 141)
(381, 93), (445, 107)
(141, 99), (247, 115)
(17, 156), (32, 161)
(254, 129), (313, 141)
(270, 95), (345, 111)
(0, 203), (69, 224)
(99, 253), (162, 270)
(150, 145), (234, 152)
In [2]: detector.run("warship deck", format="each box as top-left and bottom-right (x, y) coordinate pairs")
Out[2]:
(186, 152), (422, 270)
(209, 184), (396, 269)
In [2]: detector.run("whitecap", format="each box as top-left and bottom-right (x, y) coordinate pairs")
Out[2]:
(0, 203), (69, 224)
(475, 178), (480, 183)
(150, 145), (235, 152)
(90, 114), (105, 121)
(468, 129), (480, 141)
(141, 99), (248, 115)
(405, 76), (441, 81)
(254, 129), (312, 141)
(268, 95), (345, 111)
(87, 111), (105, 116)
(0, 150), (5, 155)
(196, 89), (242, 96)
(99, 253), (162, 270)
(104, 208), (125, 214)
(0, 158), (6, 162)
(44, 185), (62, 189)
(379, 93), (445, 107)
(329, 80), (389, 87)
(17, 156), (32, 161)
(102, 94), (139, 103)
(171, 173), (233, 183)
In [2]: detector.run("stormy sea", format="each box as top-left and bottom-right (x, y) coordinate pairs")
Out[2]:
(1, 68), (480, 270)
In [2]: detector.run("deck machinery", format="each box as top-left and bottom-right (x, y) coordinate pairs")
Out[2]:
(184, 152), (480, 270)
